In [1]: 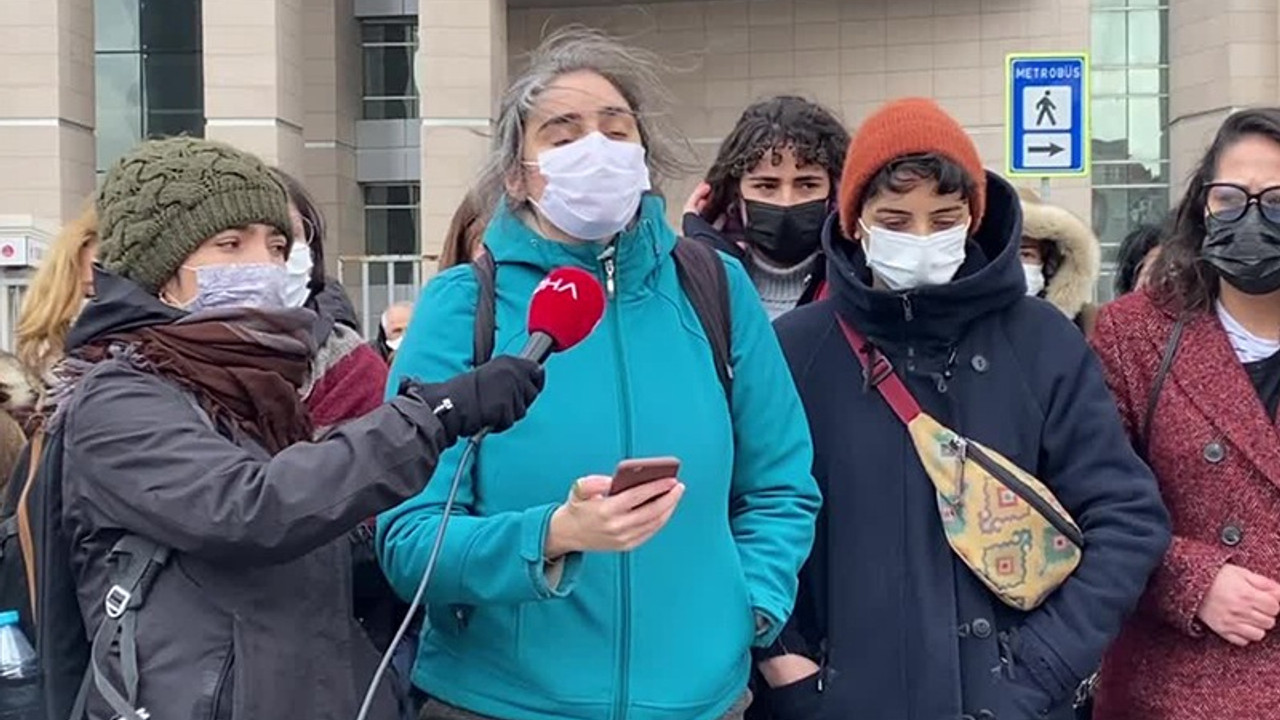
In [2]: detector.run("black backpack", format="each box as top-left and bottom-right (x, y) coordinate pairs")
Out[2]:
(470, 237), (734, 397)
(0, 421), (170, 720)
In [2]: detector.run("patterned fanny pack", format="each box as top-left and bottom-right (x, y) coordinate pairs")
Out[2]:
(838, 318), (1082, 611)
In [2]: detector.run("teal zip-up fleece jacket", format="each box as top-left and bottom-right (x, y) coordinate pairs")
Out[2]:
(377, 195), (821, 720)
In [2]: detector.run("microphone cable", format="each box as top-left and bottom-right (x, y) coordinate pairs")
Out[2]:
(354, 435), (479, 720)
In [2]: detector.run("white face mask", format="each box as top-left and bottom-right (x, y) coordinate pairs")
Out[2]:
(529, 132), (652, 241)
(1022, 262), (1046, 297)
(163, 263), (288, 313)
(283, 244), (314, 308)
(386, 335), (403, 352)
(858, 220), (969, 291)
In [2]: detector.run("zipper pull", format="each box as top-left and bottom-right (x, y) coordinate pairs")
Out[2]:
(604, 257), (616, 298)
(598, 245), (617, 299)
(901, 294), (914, 322)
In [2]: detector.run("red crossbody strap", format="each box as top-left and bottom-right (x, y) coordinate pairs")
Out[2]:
(836, 317), (923, 425)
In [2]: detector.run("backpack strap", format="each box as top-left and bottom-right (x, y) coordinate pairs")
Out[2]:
(16, 429), (42, 619)
(471, 252), (497, 367)
(87, 534), (170, 720)
(1139, 315), (1187, 459)
(672, 238), (734, 400)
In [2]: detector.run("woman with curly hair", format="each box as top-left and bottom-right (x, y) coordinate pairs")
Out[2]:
(684, 96), (850, 319)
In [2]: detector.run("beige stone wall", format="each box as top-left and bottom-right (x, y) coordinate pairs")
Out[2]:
(418, 0), (508, 264)
(203, 0), (307, 174)
(1168, 0), (1280, 198)
(506, 0), (1093, 228)
(0, 0), (96, 226)
(304, 0), (364, 274)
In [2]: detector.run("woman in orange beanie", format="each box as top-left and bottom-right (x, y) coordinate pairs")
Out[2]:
(759, 98), (1171, 720)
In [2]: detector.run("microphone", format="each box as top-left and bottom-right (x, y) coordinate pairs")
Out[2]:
(518, 266), (607, 363)
(470, 266), (606, 443)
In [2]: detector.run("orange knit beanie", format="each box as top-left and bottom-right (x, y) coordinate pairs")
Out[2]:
(838, 98), (987, 238)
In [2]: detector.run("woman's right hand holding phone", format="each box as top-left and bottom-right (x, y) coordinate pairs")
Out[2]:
(544, 476), (684, 558)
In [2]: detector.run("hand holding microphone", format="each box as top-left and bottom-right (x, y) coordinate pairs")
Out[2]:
(400, 357), (545, 443)
(398, 266), (607, 445)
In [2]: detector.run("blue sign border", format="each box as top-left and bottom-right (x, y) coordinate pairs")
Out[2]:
(1005, 53), (1091, 178)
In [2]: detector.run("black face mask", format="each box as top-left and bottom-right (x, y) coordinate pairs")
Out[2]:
(743, 198), (827, 267)
(1203, 205), (1280, 295)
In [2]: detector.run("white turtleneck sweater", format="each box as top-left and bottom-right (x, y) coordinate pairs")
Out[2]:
(746, 252), (817, 320)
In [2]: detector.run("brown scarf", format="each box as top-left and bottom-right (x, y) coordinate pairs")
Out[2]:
(82, 308), (315, 454)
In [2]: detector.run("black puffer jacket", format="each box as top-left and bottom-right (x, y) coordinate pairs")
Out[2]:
(58, 271), (449, 720)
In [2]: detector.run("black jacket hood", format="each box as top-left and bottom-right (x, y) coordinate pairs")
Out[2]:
(66, 268), (188, 351)
(824, 171), (1027, 351)
(306, 277), (361, 343)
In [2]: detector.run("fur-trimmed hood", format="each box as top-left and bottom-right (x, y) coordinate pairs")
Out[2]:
(1017, 187), (1101, 320)
(0, 351), (38, 414)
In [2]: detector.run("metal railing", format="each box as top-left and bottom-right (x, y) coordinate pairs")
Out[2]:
(336, 254), (436, 336)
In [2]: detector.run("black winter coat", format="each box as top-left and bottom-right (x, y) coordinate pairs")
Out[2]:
(58, 271), (448, 720)
(767, 175), (1170, 720)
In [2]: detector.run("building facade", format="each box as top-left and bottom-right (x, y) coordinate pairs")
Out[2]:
(0, 0), (1263, 320)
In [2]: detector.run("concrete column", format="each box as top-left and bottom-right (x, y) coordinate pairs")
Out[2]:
(1168, 0), (1279, 199)
(203, 0), (307, 174)
(304, 0), (363, 276)
(0, 0), (96, 225)
(418, 0), (507, 267)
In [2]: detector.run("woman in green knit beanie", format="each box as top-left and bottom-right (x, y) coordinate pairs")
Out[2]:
(37, 136), (544, 720)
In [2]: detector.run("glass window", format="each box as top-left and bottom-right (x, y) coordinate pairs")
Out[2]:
(146, 110), (204, 139)
(96, 54), (143, 173)
(1127, 10), (1166, 65)
(1091, 13), (1127, 66)
(95, 0), (140, 53)
(144, 53), (203, 112)
(1092, 186), (1169, 251)
(362, 19), (418, 121)
(95, 0), (203, 172)
(1089, 2), (1169, 296)
(141, 0), (201, 52)
(364, 183), (421, 256)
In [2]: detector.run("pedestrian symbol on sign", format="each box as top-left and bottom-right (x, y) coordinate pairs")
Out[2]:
(1022, 86), (1072, 131)
(1035, 91), (1057, 127)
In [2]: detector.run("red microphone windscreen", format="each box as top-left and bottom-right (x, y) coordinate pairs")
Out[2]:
(528, 267), (607, 352)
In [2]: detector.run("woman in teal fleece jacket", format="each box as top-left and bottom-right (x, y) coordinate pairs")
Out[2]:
(376, 29), (821, 720)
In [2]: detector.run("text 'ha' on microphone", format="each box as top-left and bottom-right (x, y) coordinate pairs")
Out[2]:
(519, 266), (607, 364)
(467, 266), (606, 444)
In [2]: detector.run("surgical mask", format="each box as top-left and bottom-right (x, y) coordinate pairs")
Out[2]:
(529, 132), (652, 241)
(859, 220), (969, 291)
(164, 263), (288, 313)
(1202, 205), (1280, 295)
(386, 335), (403, 352)
(744, 199), (827, 266)
(283, 244), (314, 308)
(1022, 262), (1046, 297)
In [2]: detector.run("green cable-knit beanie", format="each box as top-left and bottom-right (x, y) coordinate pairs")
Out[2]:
(96, 137), (292, 294)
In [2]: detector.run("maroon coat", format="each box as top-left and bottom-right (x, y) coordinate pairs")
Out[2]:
(1090, 291), (1280, 719)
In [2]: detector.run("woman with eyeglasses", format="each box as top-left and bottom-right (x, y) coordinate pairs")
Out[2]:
(1091, 107), (1280, 719)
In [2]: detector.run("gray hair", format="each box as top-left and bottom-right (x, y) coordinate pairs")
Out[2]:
(473, 26), (695, 215)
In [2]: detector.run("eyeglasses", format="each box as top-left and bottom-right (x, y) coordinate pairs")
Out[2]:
(1203, 183), (1280, 223)
(297, 216), (317, 247)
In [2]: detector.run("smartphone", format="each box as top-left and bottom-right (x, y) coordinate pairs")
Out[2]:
(609, 456), (681, 496)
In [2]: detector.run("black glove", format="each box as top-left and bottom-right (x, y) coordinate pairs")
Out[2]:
(401, 356), (545, 443)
